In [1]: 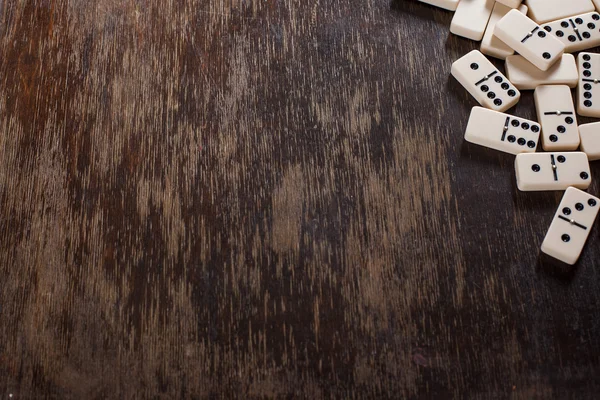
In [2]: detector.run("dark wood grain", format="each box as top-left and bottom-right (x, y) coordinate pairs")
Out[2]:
(1, 0), (599, 398)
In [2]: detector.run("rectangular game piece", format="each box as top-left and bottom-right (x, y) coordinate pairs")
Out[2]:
(526, 0), (595, 24)
(496, 0), (521, 8)
(505, 54), (578, 90)
(418, 0), (460, 11)
(541, 12), (600, 53)
(451, 50), (521, 112)
(577, 52), (600, 117)
(541, 187), (599, 265)
(481, 3), (528, 60)
(450, 0), (495, 41)
(515, 152), (591, 191)
(464, 107), (539, 154)
(534, 85), (580, 151)
(494, 10), (565, 71)
(578, 122), (600, 161)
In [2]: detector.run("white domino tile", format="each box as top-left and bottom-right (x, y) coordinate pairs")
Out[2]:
(481, 3), (528, 60)
(418, 0), (460, 11)
(505, 54), (578, 90)
(541, 187), (600, 265)
(450, 0), (495, 41)
(526, 0), (595, 24)
(494, 10), (565, 72)
(577, 53), (600, 117)
(464, 107), (540, 154)
(534, 85), (580, 151)
(496, 0), (521, 8)
(515, 152), (592, 191)
(578, 122), (600, 161)
(541, 12), (600, 53)
(451, 50), (520, 112)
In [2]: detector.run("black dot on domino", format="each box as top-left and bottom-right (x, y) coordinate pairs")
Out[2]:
(589, 199), (597, 207)
(584, 70), (592, 77)
(557, 125), (566, 133)
(501, 83), (509, 90)
(562, 234), (571, 243)
(583, 62), (591, 69)
(521, 122), (530, 129)
(594, 14), (600, 21)
(561, 21), (569, 28)
(544, 26), (552, 32)
(487, 92), (496, 99)
(576, 203), (585, 211)
(470, 63), (479, 70)
(532, 164), (541, 172)
(583, 54), (591, 61)
(518, 138), (526, 146)
(550, 135), (558, 142)
(585, 99), (593, 107)
(584, 92), (592, 99)
(531, 125), (540, 133)
(584, 83), (592, 90)
(563, 207), (572, 215)
(576, 18), (583, 24)
(581, 172), (589, 180)
(507, 90), (516, 97)
(527, 141), (536, 148)
(543, 52), (551, 59)
(494, 76), (503, 83)
(511, 120), (520, 127)
(557, 155), (566, 163)
(508, 135), (516, 143)
(557, 31), (564, 37)
(481, 85), (489, 92)
(589, 23), (597, 29)
(583, 32), (591, 39)
(569, 35), (577, 42)
(565, 117), (573, 124)
(494, 99), (502, 106)
(538, 31), (546, 38)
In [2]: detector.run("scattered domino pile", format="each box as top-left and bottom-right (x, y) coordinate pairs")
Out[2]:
(420, 0), (600, 265)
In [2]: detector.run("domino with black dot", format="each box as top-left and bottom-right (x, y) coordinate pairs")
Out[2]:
(494, 10), (565, 71)
(451, 50), (520, 112)
(515, 152), (592, 191)
(464, 107), (539, 154)
(541, 187), (599, 265)
(577, 52), (600, 117)
(541, 12), (600, 53)
(534, 85), (580, 151)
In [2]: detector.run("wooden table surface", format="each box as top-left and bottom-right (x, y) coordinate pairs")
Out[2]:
(1, 0), (599, 398)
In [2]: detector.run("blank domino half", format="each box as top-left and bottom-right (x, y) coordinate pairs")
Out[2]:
(578, 122), (600, 161)
(534, 85), (580, 151)
(480, 3), (527, 60)
(541, 12), (600, 53)
(464, 107), (540, 155)
(577, 53), (600, 117)
(451, 50), (520, 112)
(450, 0), (495, 41)
(505, 54), (578, 90)
(496, 0), (521, 8)
(541, 187), (599, 265)
(515, 152), (592, 191)
(418, 0), (460, 11)
(494, 10), (565, 72)
(526, 0), (595, 24)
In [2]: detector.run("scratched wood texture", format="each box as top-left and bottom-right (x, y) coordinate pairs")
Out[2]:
(1, 0), (600, 398)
